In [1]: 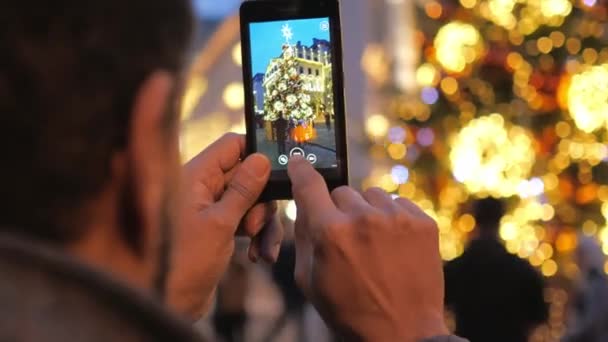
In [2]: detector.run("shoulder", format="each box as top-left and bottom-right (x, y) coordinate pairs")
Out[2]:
(0, 233), (206, 342)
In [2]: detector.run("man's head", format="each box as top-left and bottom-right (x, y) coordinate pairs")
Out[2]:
(473, 197), (505, 237)
(0, 1), (194, 297)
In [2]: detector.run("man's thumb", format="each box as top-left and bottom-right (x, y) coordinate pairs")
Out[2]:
(216, 153), (270, 229)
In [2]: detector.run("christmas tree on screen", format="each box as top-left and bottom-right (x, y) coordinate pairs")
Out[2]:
(263, 24), (315, 123)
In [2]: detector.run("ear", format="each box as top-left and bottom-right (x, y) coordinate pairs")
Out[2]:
(127, 71), (175, 258)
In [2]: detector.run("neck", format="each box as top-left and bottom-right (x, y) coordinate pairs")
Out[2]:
(67, 223), (153, 295)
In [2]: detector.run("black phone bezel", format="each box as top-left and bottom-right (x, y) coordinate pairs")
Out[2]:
(240, 0), (348, 201)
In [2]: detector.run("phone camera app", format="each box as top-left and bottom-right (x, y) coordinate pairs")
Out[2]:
(249, 18), (338, 171)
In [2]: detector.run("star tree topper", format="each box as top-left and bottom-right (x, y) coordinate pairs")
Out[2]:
(282, 23), (293, 43)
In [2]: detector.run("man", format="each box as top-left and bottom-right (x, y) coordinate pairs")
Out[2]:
(444, 198), (548, 342)
(0, 1), (464, 341)
(275, 115), (288, 156)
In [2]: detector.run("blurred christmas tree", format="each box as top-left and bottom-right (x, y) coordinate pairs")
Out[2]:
(364, 0), (608, 279)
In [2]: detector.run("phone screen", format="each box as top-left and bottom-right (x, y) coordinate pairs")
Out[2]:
(248, 17), (338, 171)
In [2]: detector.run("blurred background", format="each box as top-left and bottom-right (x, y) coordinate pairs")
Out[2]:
(183, 0), (608, 341)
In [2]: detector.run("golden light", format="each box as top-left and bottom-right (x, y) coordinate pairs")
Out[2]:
(387, 143), (408, 160)
(539, 0), (572, 18)
(567, 64), (608, 133)
(181, 76), (208, 121)
(416, 63), (440, 87)
(460, 0), (477, 8)
(440, 77), (459, 95)
(223, 82), (245, 110)
(434, 21), (485, 73)
(450, 114), (536, 197)
(542, 259), (558, 277)
(366, 114), (390, 138)
(232, 43), (242, 66)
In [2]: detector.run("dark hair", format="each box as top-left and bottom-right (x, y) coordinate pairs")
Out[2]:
(473, 197), (505, 232)
(0, 1), (194, 242)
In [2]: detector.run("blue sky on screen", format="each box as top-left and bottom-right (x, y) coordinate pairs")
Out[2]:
(250, 17), (331, 75)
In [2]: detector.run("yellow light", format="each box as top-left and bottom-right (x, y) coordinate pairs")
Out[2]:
(460, 0), (476, 8)
(366, 114), (390, 138)
(232, 43), (242, 66)
(458, 214), (476, 233)
(500, 222), (518, 241)
(434, 22), (485, 73)
(387, 143), (407, 160)
(416, 63), (439, 87)
(583, 48), (599, 65)
(450, 114), (535, 197)
(605, 261), (608, 275)
(540, 0), (572, 18)
(541, 204), (555, 221)
(542, 173), (559, 191)
(285, 200), (297, 221)
(582, 220), (598, 236)
(539, 243), (554, 260)
(555, 122), (571, 138)
(556, 232), (577, 252)
(566, 38), (582, 55)
(440, 77), (459, 95)
(223, 82), (245, 110)
(507, 52), (523, 69)
(181, 76), (208, 121)
(425, 1), (443, 19)
(567, 64), (608, 133)
(550, 31), (566, 48)
(537, 37), (553, 54)
(399, 183), (416, 198)
(542, 259), (558, 277)
(379, 174), (399, 193)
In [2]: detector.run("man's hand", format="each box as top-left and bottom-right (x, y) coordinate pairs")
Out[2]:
(168, 133), (283, 319)
(288, 157), (448, 341)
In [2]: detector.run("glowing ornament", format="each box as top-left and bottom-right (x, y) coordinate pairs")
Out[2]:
(567, 64), (608, 133)
(450, 114), (536, 197)
(434, 21), (485, 73)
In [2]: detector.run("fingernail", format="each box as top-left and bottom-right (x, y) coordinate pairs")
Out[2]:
(250, 154), (270, 179)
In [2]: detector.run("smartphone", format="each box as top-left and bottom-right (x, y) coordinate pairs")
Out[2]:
(240, 0), (348, 201)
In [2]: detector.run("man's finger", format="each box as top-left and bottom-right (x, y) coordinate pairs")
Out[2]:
(237, 202), (277, 237)
(186, 133), (245, 174)
(287, 156), (337, 215)
(362, 187), (397, 213)
(331, 186), (373, 214)
(215, 153), (270, 229)
(258, 216), (284, 263)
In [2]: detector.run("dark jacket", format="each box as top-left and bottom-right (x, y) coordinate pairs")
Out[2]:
(445, 237), (548, 342)
(0, 232), (205, 342)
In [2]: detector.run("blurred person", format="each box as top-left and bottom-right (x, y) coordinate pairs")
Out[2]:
(562, 236), (608, 342)
(213, 246), (250, 342)
(275, 116), (288, 156)
(444, 197), (548, 342)
(0, 1), (467, 342)
(263, 241), (307, 342)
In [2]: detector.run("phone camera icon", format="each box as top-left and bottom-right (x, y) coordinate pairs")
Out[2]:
(278, 155), (289, 165)
(320, 21), (329, 32)
(289, 147), (305, 158)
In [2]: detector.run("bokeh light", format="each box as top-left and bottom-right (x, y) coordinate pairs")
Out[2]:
(567, 64), (608, 133)
(450, 114), (536, 197)
(434, 21), (485, 73)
